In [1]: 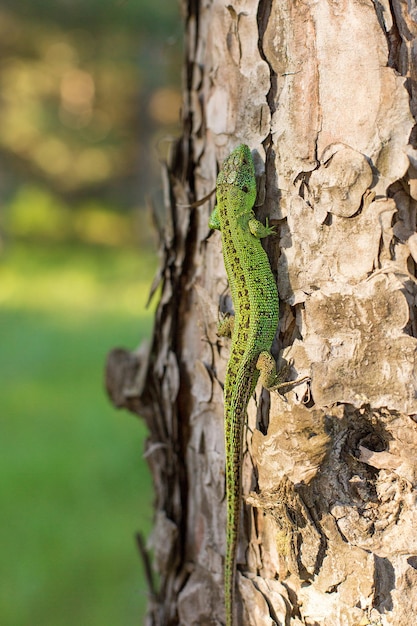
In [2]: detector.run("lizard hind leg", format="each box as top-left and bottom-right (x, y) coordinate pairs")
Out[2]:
(257, 351), (310, 394)
(256, 350), (288, 390)
(217, 314), (234, 338)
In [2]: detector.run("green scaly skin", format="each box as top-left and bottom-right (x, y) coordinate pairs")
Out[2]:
(209, 145), (287, 626)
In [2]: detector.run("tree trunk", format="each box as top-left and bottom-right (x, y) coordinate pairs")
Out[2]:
(106, 1), (417, 624)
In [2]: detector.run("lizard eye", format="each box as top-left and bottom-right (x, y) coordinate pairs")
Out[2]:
(242, 185), (249, 193)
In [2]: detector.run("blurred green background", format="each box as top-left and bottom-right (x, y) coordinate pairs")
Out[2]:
(0, 2), (181, 625)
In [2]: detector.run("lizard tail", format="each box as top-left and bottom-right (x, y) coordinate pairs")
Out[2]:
(225, 411), (243, 626)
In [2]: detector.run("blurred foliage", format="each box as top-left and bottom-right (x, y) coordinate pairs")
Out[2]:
(3, 184), (155, 247)
(0, 1), (182, 625)
(0, 1), (182, 233)
(0, 243), (158, 626)
(1, 0), (179, 34)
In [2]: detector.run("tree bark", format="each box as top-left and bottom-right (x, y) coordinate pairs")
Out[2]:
(106, 1), (417, 624)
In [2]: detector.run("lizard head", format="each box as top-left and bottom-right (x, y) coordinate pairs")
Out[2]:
(216, 144), (257, 214)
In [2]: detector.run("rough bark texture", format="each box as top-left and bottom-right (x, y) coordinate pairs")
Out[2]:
(106, 1), (417, 624)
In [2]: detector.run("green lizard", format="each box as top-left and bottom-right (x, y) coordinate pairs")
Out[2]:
(209, 144), (296, 626)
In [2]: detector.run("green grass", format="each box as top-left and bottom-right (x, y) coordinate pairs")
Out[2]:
(0, 242), (157, 626)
